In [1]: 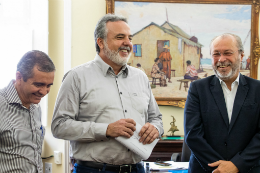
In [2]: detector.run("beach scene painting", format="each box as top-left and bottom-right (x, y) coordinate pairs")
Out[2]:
(115, 1), (251, 99)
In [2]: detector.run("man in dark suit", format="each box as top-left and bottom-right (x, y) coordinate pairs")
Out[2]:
(184, 33), (260, 173)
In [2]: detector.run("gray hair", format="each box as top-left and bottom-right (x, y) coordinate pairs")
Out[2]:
(17, 50), (56, 81)
(209, 33), (244, 54)
(94, 13), (128, 53)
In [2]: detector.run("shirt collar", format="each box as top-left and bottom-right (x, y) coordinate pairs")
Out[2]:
(219, 73), (240, 86)
(94, 54), (129, 77)
(5, 80), (37, 110)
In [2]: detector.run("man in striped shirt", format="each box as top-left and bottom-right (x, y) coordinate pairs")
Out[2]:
(0, 50), (55, 173)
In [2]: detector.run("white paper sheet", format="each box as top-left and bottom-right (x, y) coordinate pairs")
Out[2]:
(148, 161), (189, 171)
(115, 123), (159, 160)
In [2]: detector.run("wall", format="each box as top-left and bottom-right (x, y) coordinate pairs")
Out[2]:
(42, 0), (65, 173)
(71, 0), (106, 67)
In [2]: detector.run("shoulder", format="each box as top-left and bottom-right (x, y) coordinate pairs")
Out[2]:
(62, 61), (95, 81)
(0, 88), (7, 105)
(191, 75), (215, 87)
(128, 66), (148, 80)
(0, 89), (8, 117)
(242, 75), (260, 86)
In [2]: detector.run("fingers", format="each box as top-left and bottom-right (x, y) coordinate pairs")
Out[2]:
(106, 119), (136, 138)
(125, 118), (136, 126)
(125, 118), (136, 132)
(208, 161), (221, 167)
(212, 169), (219, 173)
(139, 123), (159, 144)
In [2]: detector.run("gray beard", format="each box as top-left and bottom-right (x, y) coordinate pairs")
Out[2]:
(103, 41), (131, 66)
(213, 57), (240, 81)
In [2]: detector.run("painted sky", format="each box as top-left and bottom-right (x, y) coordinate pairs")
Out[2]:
(115, 2), (251, 59)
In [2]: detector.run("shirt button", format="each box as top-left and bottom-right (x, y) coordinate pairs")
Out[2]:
(120, 92), (122, 94)
(224, 142), (227, 146)
(125, 110), (127, 113)
(116, 76), (118, 78)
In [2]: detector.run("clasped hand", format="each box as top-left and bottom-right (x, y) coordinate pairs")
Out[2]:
(106, 119), (159, 144)
(208, 160), (239, 173)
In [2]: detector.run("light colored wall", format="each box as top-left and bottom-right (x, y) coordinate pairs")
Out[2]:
(42, 0), (65, 173)
(43, 0), (107, 173)
(71, 0), (106, 67)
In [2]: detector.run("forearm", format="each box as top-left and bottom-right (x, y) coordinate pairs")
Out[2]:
(230, 133), (260, 172)
(51, 116), (109, 142)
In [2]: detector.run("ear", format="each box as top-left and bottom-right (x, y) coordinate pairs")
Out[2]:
(15, 71), (23, 85)
(97, 38), (104, 51)
(240, 52), (244, 61)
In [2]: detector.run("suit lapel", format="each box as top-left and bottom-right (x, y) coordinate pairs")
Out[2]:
(210, 76), (229, 128)
(228, 75), (248, 133)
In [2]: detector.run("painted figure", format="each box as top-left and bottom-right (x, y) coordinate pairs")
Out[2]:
(159, 45), (172, 83)
(151, 58), (165, 81)
(241, 56), (247, 70)
(136, 63), (145, 73)
(246, 56), (250, 70)
(184, 60), (198, 80)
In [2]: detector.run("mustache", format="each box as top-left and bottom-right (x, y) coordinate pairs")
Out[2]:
(216, 61), (231, 67)
(118, 46), (131, 51)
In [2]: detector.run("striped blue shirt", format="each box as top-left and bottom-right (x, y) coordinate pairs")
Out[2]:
(0, 80), (45, 173)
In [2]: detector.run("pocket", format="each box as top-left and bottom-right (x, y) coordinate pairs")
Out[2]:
(36, 125), (45, 150)
(241, 103), (258, 110)
(129, 92), (149, 114)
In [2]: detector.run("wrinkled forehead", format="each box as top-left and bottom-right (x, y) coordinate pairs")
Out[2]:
(211, 35), (237, 52)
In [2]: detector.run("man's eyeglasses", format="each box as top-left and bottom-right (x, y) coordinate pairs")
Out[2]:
(211, 50), (242, 58)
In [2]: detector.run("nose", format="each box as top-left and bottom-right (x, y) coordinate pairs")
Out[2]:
(218, 54), (227, 62)
(39, 87), (50, 96)
(123, 37), (132, 48)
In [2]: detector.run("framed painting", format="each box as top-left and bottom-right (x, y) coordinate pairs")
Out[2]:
(106, 0), (260, 108)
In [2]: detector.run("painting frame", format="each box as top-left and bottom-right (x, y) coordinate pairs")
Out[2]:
(106, 0), (260, 107)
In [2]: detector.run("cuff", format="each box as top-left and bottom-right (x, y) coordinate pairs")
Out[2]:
(230, 153), (244, 172)
(152, 124), (162, 138)
(94, 123), (109, 141)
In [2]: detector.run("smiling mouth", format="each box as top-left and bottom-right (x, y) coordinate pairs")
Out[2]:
(218, 65), (230, 68)
(121, 50), (128, 53)
(33, 93), (43, 98)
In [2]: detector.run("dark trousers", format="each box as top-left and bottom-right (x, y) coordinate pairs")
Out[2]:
(73, 163), (145, 173)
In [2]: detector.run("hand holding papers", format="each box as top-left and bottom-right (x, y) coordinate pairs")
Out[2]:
(115, 122), (159, 160)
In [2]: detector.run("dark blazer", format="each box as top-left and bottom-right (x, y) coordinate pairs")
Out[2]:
(184, 74), (260, 173)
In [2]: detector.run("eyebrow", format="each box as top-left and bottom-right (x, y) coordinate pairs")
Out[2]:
(115, 34), (133, 38)
(33, 82), (53, 86)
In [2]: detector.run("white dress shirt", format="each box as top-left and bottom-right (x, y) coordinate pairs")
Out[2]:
(219, 73), (240, 123)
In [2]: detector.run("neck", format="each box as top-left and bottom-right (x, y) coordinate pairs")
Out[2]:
(14, 82), (30, 109)
(99, 52), (123, 75)
(222, 72), (239, 91)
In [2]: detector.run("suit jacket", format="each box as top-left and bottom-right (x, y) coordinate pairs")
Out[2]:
(184, 74), (260, 173)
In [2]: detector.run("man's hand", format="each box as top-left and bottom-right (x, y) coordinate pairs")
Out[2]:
(106, 119), (136, 138)
(139, 122), (159, 145)
(208, 160), (239, 173)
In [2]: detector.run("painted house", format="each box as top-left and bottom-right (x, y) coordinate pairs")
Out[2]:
(129, 21), (203, 77)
